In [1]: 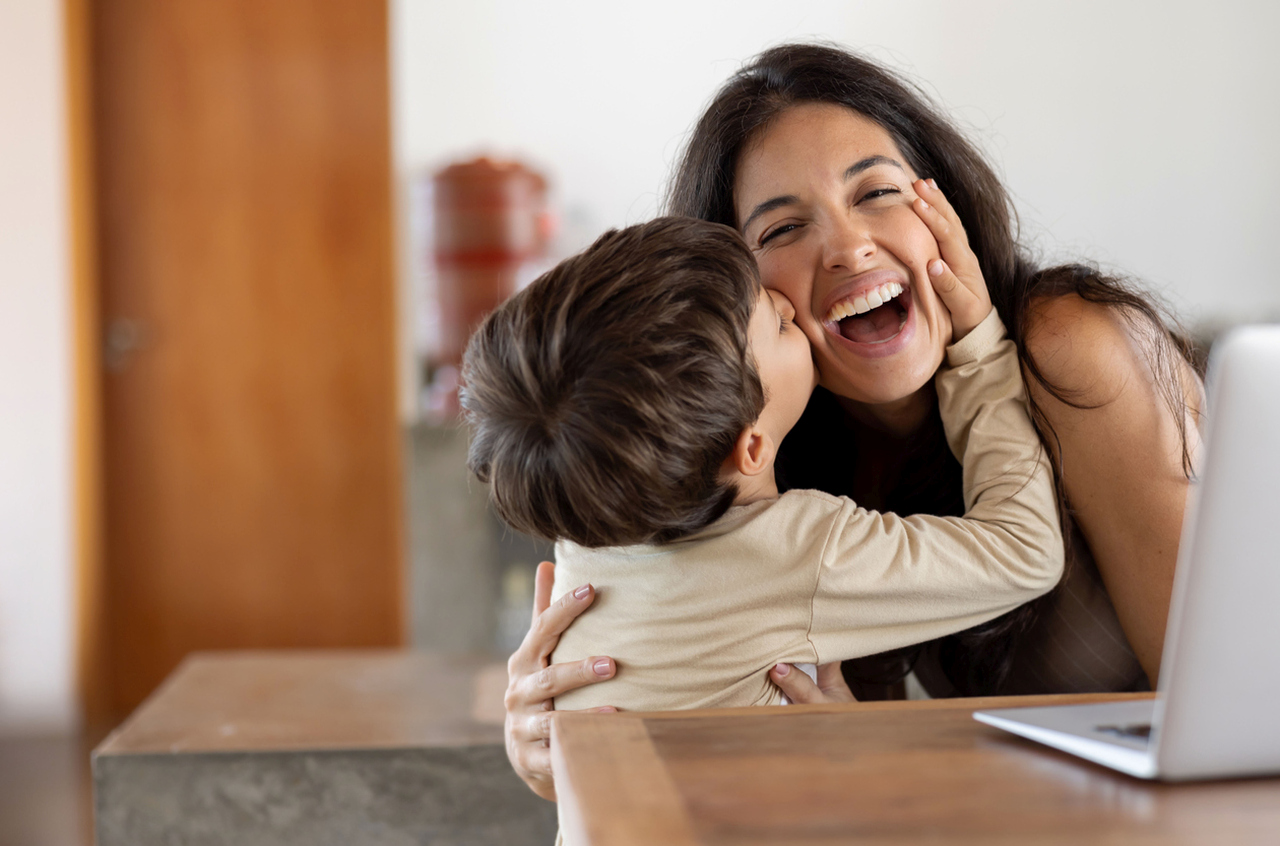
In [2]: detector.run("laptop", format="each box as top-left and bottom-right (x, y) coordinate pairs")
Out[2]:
(973, 324), (1280, 781)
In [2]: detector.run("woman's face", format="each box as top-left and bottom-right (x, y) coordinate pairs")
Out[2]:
(733, 103), (951, 407)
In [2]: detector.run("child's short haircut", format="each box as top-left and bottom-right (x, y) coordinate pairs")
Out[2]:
(462, 216), (765, 548)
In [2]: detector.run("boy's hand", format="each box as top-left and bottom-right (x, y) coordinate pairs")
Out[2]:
(912, 178), (993, 342)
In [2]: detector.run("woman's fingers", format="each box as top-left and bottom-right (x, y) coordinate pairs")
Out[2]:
(532, 560), (555, 622)
(508, 705), (619, 800)
(511, 743), (555, 799)
(770, 662), (859, 704)
(770, 663), (832, 704)
(509, 579), (599, 676)
(814, 661), (858, 703)
(504, 562), (613, 800)
(509, 708), (556, 748)
(510, 703), (620, 750)
(510, 655), (617, 708)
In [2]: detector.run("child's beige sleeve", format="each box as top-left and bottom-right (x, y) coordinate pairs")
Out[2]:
(806, 310), (1064, 663)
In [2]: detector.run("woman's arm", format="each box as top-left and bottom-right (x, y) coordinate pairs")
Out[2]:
(504, 561), (617, 801)
(1022, 295), (1202, 686)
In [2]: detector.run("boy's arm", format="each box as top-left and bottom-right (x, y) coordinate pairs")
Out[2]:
(806, 310), (1064, 662)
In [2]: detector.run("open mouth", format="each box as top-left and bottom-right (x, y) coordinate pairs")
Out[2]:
(824, 280), (908, 345)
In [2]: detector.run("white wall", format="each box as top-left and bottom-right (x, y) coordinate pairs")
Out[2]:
(392, 0), (1280, 341)
(0, 0), (75, 733)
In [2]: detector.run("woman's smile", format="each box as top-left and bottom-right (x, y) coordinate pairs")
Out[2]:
(733, 102), (952, 407)
(818, 268), (915, 359)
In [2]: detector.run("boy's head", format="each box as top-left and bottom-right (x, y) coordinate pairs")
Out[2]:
(462, 216), (813, 548)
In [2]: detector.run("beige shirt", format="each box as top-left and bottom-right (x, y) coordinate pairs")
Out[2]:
(550, 311), (1064, 712)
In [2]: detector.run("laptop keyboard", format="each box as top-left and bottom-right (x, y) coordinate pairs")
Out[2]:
(1095, 723), (1152, 742)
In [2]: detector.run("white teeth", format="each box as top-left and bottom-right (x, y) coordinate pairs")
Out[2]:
(825, 281), (904, 323)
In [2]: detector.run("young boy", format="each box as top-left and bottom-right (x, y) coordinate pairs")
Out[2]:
(461, 216), (1063, 713)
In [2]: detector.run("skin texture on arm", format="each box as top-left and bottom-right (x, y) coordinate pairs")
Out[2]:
(1022, 294), (1202, 686)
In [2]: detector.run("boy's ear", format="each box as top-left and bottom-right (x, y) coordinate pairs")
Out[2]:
(728, 423), (776, 478)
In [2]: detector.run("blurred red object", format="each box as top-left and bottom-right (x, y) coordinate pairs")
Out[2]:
(433, 157), (551, 369)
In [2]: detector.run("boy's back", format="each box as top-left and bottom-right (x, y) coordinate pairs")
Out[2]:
(552, 495), (828, 711)
(551, 314), (1063, 712)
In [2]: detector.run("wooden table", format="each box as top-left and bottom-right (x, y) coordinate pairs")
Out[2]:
(552, 693), (1280, 845)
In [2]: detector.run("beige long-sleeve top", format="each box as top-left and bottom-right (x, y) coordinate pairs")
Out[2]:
(550, 311), (1064, 712)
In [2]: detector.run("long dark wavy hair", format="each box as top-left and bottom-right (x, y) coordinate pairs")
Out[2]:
(667, 42), (1203, 693)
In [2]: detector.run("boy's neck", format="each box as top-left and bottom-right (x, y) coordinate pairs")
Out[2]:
(730, 465), (781, 507)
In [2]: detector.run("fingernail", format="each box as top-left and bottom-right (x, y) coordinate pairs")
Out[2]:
(592, 658), (612, 676)
(773, 663), (790, 677)
(918, 199), (929, 210)
(595, 706), (617, 714)
(928, 178), (938, 189)
(929, 260), (944, 278)
(573, 584), (590, 600)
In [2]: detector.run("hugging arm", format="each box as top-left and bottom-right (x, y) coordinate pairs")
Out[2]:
(503, 561), (617, 801)
(806, 314), (1065, 661)
(777, 182), (1039, 703)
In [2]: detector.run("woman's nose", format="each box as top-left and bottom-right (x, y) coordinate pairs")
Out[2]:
(821, 221), (876, 271)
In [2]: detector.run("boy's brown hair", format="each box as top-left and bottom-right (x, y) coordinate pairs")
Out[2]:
(461, 216), (765, 548)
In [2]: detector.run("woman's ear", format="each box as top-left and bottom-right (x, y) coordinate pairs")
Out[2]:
(727, 423), (777, 478)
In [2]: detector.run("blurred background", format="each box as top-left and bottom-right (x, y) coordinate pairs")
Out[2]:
(2, 0), (1278, 840)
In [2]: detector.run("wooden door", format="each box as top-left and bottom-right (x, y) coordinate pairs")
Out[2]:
(85, 0), (404, 728)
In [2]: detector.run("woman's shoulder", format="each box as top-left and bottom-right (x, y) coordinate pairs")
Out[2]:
(1020, 292), (1172, 406)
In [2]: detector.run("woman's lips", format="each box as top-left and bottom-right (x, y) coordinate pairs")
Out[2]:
(825, 280), (905, 323)
(819, 279), (916, 360)
(819, 269), (909, 320)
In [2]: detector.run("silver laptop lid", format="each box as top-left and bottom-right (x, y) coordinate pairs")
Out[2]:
(1157, 325), (1280, 779)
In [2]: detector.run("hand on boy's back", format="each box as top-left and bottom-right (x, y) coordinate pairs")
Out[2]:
(912, 178), (993, 342)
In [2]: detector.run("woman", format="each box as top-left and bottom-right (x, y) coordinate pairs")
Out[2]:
(502, 43), (1204, 801)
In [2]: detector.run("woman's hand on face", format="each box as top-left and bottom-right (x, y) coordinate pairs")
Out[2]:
(912, 179), (993, 342)
(769, 661), (858, 704)
(505, 560), (617, 802)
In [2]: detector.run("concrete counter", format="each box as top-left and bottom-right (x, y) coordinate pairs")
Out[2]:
(93, 650), (557, 845)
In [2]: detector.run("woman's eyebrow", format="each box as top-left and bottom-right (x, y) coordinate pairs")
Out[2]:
(845, 155), (904, 180)
(742, 194), (799, 231)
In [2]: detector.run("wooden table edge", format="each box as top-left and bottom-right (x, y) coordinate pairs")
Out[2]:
(613, 690), (1155, 721)
(552, 713), (700, 846)
(551, 692), (1157, 845)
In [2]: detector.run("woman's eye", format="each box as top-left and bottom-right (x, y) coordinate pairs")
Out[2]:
(759, 223), (799, 246)
(859, 187), (901, 202)
(779, 315), (792, 333)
